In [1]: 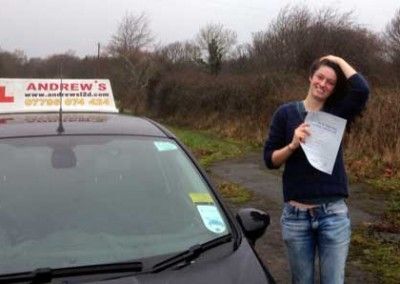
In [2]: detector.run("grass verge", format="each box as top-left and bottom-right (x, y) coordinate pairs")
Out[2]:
(168, 125), (254, 168)
(365, 178), (400, 232)
(217, 181), (253, 204)
(350, 178), (400, 283)
(169, 125), (254, 205)
(351, 228), (400, 284)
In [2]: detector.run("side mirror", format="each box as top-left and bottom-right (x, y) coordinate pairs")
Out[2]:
(236, 208), (270, 245)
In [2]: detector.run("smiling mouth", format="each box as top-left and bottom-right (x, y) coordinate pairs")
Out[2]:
(315, 87), (325, 95)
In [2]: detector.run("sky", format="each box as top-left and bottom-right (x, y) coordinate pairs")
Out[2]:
(0, 0), (399, 58)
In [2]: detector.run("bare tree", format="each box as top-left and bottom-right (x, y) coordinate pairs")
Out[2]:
(158, 40), (201, 64)
(108, 12), (153, 57)
(232, 43), (251, 60)
(385, 8), (400, 68)
(0, 49), (28, 77)
(250, 5), (382, 74)
(196, 23), (237, 74)
(105, 12), (159, 113)
(159, 42), (185, 63)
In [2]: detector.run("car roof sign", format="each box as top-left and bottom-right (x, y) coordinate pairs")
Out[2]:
(0, 78), (118, 114)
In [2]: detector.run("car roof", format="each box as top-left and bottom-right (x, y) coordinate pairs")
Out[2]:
(0, 112), (170, 139)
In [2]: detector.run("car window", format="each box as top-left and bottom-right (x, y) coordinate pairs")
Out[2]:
(0, 135), (230, 274)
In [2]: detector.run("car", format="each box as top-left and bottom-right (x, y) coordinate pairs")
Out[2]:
(0, 78), (274, 283)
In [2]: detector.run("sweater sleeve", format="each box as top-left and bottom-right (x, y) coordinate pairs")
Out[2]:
(263, 105), (287, 169)
(334, 73), (370, 120)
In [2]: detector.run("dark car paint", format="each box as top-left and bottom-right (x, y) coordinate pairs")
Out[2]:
(0, 113), (166, 139)
(0, 112), (275, 283)
(102, 240), (269, 284)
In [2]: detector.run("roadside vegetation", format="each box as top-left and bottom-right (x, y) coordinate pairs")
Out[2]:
(352, 179), (400, 284)
(351, 227), (400, 284)
(1, 4), (400, 282)
(168, 125), (254, 205)
(167, 125), (253, 168)
(217, 181), (253, 204)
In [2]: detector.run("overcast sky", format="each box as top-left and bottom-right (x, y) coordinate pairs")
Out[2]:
(1, 0), (399, 58)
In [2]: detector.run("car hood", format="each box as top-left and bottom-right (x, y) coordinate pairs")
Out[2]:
(67, 239), (271, 284)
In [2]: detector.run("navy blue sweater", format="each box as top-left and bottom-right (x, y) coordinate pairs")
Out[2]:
(264, 73), (370, 202)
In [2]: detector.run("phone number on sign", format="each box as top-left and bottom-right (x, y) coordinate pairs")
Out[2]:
(25, 98), (110, 106)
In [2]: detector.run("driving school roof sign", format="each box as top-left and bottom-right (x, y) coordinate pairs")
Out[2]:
(0, 78), (118, 114)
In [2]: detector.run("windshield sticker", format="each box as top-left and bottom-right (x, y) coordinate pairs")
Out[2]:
(189, 193), (213, 204)
(197, 205), (226, 234)
(154, 141), (178, 152)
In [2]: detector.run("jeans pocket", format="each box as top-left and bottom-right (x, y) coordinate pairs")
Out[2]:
(281, 203), (309, 223)
(326, 199), (348, 215)
(281, 204), (293, 223)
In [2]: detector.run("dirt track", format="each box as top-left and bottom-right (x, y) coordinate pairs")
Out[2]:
(210, 152), (383, 283)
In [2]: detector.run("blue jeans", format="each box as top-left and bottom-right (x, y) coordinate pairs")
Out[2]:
(281, 200), (351, 284)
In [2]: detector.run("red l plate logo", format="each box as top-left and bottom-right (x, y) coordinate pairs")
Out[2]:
(0, 86), (14, 103)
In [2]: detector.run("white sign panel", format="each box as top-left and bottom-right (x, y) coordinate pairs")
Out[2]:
(0, 78), (118, 113)
(301, 111), (347, 175)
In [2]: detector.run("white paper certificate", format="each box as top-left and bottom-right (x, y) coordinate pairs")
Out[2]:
(300, 111), (347, 175)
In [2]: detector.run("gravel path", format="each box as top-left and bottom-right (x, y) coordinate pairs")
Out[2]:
(210, 151), (382, 283)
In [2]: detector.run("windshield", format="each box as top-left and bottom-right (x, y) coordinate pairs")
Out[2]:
(0, 135), (230, 275)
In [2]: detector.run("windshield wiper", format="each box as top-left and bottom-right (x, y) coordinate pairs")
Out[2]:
(150, 234), (232, 273)
(0, 261), (143, 283)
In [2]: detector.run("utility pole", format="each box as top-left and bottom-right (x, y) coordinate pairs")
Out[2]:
(97, 43), (100, 60)
(96, 42), (100, 77)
